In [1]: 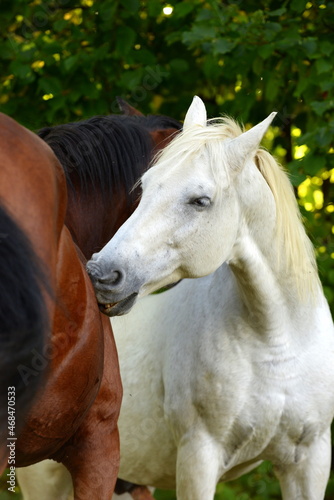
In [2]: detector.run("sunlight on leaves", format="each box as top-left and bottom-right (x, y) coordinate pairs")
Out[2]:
(163, 5), (173, 16)
(294, 144), (309, 159)
(63, 9), (83, 25)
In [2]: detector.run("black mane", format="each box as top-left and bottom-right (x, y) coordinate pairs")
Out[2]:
(38, 114), (181, 200)
(0, 203), (49, 438)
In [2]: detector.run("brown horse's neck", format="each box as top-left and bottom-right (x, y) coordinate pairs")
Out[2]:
(65, 185), (138, 260)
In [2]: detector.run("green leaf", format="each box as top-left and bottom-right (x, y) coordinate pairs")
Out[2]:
(310, 100), (333, 116)
(320, 79), (334, 92)
(276, 36), (300, 50)
(9, 60), (32, 79)
(252, 57), (263, 75)
(173, 2), (197, 18)
(165, 31), (181, 45)
(196, 8), (215, 22)
(64, 55), (79, 72)
(202, 55), (221, 81)
(182, 25), (217, 45)
(169, 58), (190, 73)
(120, 0), (139, 13)
(68, 88), (85, 103)
(315, 59), (332, 75)
(324, 286), (334, 305)
(1, 38), (16, 59)
(258, 43), (274, 59)
(320, 41), (334, 56)
(315, 128), (334, 148)
(146, 2), (162, 17)
(213, 38), (236, 55)
(98, 2), (118, 24)
(132, 48), (156, 65)
(264, 22), (282, 41)
(302, 37), (318, 55)
(268, 7), (287, 16)
(115, 26), (136, 56)
(118, 69), (143, 91)
(40, 41), (64, 55)
(328, 270), (334, 285)
(302, 154), (326, 175)
(38, 76), (62, 94)
(294, 76), (311, 97)
(265, 76), (280, 101)
(53, 19), (68, 32)
(287, 160), (307, 186)
(291, 0), (307, 13)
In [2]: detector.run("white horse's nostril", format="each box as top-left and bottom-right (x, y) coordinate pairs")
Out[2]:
(87, 260), (125, 289)
(98, 270), (123, 286)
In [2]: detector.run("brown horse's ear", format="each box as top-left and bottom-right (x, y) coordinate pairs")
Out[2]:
(116, 97), (144, 116)
(149, 128), (180, 155)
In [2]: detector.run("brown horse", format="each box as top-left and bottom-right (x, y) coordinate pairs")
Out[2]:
(16, 103), (181, 500)
(0, 113), (63, 468)
(0, 113), (122, 499)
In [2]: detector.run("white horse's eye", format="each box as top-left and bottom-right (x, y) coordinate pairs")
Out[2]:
(189, 196), (211, 208)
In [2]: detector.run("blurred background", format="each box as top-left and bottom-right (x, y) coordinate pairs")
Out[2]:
(0, 0), (333, 498)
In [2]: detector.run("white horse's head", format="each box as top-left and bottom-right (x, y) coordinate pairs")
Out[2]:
(87, 97), (276, 315)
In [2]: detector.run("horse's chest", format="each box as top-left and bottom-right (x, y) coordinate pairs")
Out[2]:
(185, 349), (331, 468)
(217, 385), (314, 467)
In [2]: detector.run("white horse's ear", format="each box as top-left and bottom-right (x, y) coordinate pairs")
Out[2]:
(226, 112), (277, 173)
(183, 96), (207, 129)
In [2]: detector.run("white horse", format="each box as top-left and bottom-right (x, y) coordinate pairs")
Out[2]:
(18, 96), (334, 499)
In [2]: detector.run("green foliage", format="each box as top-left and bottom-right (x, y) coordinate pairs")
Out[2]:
(154, 461), (334, 500)
(0, 1), (334, 498)
(0, 2), (333, 283)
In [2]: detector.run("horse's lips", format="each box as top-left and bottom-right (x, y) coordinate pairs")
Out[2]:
(98, 292), (138, 317)
(99, 302), (116, 313)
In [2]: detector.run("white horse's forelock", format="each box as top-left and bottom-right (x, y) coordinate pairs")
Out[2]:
(149, 117), (237, 189)
(149, 116), (320, 298)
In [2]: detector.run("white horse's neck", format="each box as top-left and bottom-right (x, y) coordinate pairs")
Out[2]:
(226, 160), (320, 339)
(229, 231), (286, 333)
